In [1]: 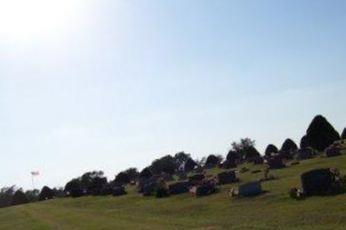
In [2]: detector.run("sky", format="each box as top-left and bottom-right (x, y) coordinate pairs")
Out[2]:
(0, 0), (345, 190)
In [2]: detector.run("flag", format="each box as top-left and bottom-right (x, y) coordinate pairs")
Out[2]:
(31, 171), (40, 176)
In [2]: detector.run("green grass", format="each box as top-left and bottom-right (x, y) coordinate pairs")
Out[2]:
(1, 151), (346, 229)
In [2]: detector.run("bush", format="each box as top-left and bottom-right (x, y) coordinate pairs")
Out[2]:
(11, 190), (28, 206)
(168, 182), (190, 195)
(64, 178), (84, 198)
(342, 128), (346, 140)
(265, 144), (278, 157)
(139, 167), (153, 179)
(280, 139), (298, 159)
(303, 115), (340, 151)
(196, 181), (217, 197)
(38, 186), (54, 201)
(205, 155), (221, 168)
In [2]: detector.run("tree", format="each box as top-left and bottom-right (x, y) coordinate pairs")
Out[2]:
(304, 115), (340, 151)
(300, 135), (309, 149)
(25, 189), (39, 202)
(281, 139), (298, 152)
(114, 172), (130, 185)
(205, 154), (221, 168)
(280, 139), (298, 158)
(79, 171), (107, 195)
(184, 158), (197, 172)
(243, 146), (260, 161)
(11, 190), (28, 206)
(195, 157), (206, 167)
(52, 187), (65, 198)
(150, 155), (176, 175)
(230, 138), (258, 161)
(226, 150), (240, 162)
(38, 186), (55, 201)
(173, 152), (191, 170)
(0, 186), (16, 208)
(139, 167), (152, 179)
(123, 168), (139, 182)
(342, 128), (346, 140)
(264, 144), (278, 157)
(64, 178), (83, 197)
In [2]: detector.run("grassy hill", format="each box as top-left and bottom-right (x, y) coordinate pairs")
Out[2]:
(1, 151), (346, 229)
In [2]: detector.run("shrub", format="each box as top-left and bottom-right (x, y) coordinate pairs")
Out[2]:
(303, 115), (340, 151)
(265, 144), (278, 157)
(342, 128), (346, 140)
(11, 190), (28, 206)
(64, 178), (84, 198)
(280, 139), (298, 158)
(205, 155), (221, 168)
(38, 186), (54, 201)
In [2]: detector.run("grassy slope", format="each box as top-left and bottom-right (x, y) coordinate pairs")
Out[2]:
(1, 150), (346, 229)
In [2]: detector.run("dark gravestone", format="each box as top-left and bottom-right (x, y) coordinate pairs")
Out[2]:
(138, 177), (157, 195)
(188, 174), (205, 186)
(296, 148), (313, 160)
(252, 156), (264, 165)
(195, 180), (217, 197)
(168, 182), (191, 195)
(325, 146), (341, 157)
(238, 181), (262, 197)
(267, 156), (285, 169)
(301, 168), (336, 196)
(112, 186), (127, 196)
(217, 171), (237, 185)
(142, 181), (157, 196)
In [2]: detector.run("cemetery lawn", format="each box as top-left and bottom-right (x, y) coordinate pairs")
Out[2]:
(1, 152), (346, 229)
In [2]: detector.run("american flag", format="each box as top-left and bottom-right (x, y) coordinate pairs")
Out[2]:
(31, 171), (40, 176)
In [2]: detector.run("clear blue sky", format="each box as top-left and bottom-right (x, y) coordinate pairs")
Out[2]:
(1, 0), (345, 189)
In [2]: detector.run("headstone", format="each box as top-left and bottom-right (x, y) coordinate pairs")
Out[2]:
(296, 148), (313, 160)
(138, 177), (157, 195)
(195, 180), (217, 197)
(301, 168), (337, 196)
(238, 181), (262, 197)
(217, 171), (237, 185)
(325, 146), (341, 157)
(168, 182), (191, 195)
(267, 156), (285, 169)
(252, 156), (264, 165)
(112, 186), (126, 196)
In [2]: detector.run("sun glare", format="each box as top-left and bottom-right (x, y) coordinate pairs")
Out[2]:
(0, 0), (80, 40)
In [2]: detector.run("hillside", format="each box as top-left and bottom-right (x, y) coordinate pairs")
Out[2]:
(1, 150), (346, 230)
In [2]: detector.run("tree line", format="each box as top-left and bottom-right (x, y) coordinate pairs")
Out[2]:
(1, 114), (345, 208)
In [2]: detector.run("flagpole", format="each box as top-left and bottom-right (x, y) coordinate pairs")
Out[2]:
(31, 174), (35, 190)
